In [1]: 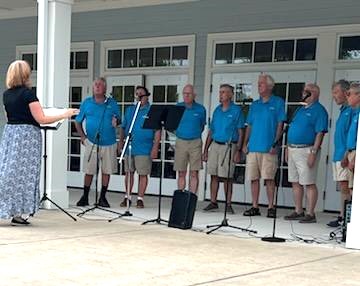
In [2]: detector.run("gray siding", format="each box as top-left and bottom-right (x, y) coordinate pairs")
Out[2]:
(1, 0), (360, 128)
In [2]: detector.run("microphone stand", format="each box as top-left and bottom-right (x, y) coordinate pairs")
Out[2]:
(206, 122), (257, 235)
(77, 97), (122, 218)
(109, 100), (142, 222)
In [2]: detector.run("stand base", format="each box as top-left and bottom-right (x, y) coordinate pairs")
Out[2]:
(206, 219), (257, 235)
(77, 204), (123, 218)
(108, 210), (133, 222)
(261, 236), (286, 243)
(142, 217), (168, 225)
(40, 193), (77, 221)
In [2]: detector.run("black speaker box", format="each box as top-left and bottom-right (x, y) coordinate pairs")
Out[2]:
(168, 190), (197, 230)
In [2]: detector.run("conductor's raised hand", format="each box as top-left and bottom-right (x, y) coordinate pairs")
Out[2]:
(65, 108), (79, 118)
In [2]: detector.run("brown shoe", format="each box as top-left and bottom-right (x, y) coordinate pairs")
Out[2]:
(136, 199), (144, 208)
(120, 198), (131, 207)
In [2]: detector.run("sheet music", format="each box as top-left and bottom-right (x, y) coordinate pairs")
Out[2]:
(41, 107), (66, 129)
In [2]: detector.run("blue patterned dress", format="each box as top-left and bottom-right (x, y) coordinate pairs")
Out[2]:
(0, 86), (42, 219)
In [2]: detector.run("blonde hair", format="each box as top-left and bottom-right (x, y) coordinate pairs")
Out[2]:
(6, 60), (32, 89)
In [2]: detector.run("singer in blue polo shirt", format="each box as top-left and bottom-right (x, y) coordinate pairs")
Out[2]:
(285, 83), (328, 223)
(327, 80), (352, 227)
(346, 83), (360, 193)
(174, 84), (206, 194)
(118, 86), (160, 209)
(242, 74), (286, 219)
(202, 84), (244, 214)
(75, 77), (120, 208)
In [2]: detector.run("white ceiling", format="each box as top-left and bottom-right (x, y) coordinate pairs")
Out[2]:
(0, 0), (198, 19)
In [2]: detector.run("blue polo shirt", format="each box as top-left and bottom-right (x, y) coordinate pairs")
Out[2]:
(75, 96), (120, 146)
(122, 103), (155, 156)
(246, 95), (286, 152)
(333, 105), (353, 162)
(210, 102), (245, 143)
(346, 108), (359, 151)
(287, 101), (328, 145)
(175, 101), (206, 140)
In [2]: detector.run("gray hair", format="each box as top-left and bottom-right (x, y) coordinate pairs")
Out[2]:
(350, 82), (360, 94)
(258, 73), (275, 88)
(332, 79), (350, 92)
(94, 77), (107, 88)
(220, 83), (234, 94)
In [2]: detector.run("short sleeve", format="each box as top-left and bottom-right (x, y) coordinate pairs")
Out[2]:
(111, 99), (121, 119)
(201, 106), (207, 128)
(246, 104), (254, 126)
(75, 100), (87, 123)
(277, 98), (287, 123)
(315, 106), (329, 133)
(23, 89), (39, 104)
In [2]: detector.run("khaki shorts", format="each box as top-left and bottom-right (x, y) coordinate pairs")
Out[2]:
(245, 152), (278, 181)
(348, 151), (356, 189)
(207, 142), (237, 178)
(288, 147), (320, 185)
(83, 140), (117, 175)
(173, 138), (203, 171)
(124, 155), (152, 175)
(332, 161), (351, 182)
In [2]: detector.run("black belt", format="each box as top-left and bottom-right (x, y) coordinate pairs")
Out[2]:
(348, 149), (356, 152)
(214, 140), (237, 145)
(288, 144), (312, 148)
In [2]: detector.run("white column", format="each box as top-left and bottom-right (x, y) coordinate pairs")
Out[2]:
(37, 0), (74, 209)
(346, 113), (360, 249)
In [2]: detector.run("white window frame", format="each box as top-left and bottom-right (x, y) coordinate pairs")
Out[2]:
(100, 35), (195, 83)
(16, 41), (94, 80)
(336, 33), (360, 63)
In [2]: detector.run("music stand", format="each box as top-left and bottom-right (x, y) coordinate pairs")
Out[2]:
(142, 105), (185, 225)
(39, 121), (77, 221)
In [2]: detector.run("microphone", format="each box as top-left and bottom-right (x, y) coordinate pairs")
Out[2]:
(302, 91), (311, 102)
(104, 93), (112, 104)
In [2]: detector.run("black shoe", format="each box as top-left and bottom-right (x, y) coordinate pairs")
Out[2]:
(284, 211), (305, 220)
(299, 214), (317, 223)
(243, 207), (261, 216)
(226, 204), (235, 214)
(11, 217), (30, 226)
(327, 216), (343, 227)
(267, 207), (276, 218)
(203, 202), (219, 212)
(98, 196), (110, 208)
(76, 195), (89, 207)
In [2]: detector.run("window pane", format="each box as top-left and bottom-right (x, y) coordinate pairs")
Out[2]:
(75, 51), (88, 69)
(234, 42), (252, 63)
(167, 85), (178, 102)
(22, 53), (34, 70)
(155, 47), (171, 66)
(288, 82), (305, 102)
(215, 43), (233, 64)
(123, 49), (138, 68)
(139, 48), (154, 67)
(235, 83), (252, 102)
(273, 83), (287, 101)
(254, 41), (273, 62)
(124, 86), (135, 102)
(71, 86), (82, 102)
(164, 162), (176, 179)
(68, 156), (80, 172)
(70, 139), (81, 155)
(233, 166), (245, 184)
(287, 104), (302, 122)
(339, 36), (360, 60)
(153, 85), (166, 102)
(108, 49), (122, 68)
(281, 168), (292, 188)
(296, 39), (316, 61)
(70, 52), (74, 69)
(150, 161), (161, 178)
(112, 86), (123, 102)
(70, 121), (79, 137)
(274, 40), (294, 62)
(172, 46), (188, 66)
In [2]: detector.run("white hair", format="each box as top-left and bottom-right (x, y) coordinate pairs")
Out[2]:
(259, 73), (275, 88)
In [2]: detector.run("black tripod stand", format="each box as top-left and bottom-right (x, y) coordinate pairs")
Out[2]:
(206, 140), (257, 235)
(77, 99), (122, 218)
(141, 105), (185, 225)
(39, 125), (77, 221)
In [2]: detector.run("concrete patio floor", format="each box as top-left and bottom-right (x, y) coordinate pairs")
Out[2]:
(0, 189), (359, 286)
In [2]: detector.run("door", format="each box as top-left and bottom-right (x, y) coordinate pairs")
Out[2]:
(208, 71), (317, 207)
(324, 69), (360, 211)
(145, 74), (188, 196)
(67, 77), (91, 187)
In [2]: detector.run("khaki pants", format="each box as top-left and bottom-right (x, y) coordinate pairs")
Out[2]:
(207, 142), (236, 178)
(83, 140), (117, 175)
(245, 152), (277, 181)
(124, 155), (152, 176)
(173, 138), (203, 171)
